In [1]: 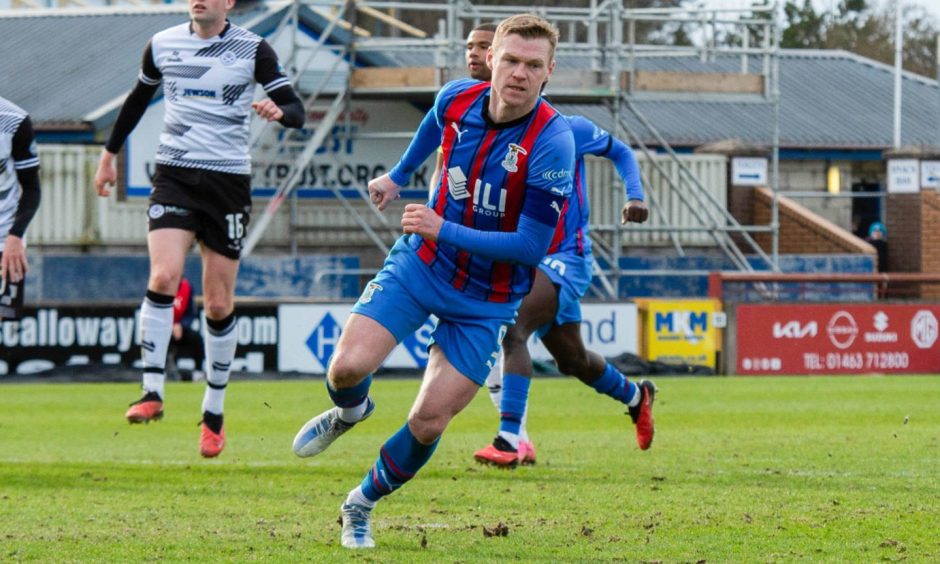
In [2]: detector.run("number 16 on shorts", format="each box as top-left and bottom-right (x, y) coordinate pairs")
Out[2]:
(225, 213), (245, 242)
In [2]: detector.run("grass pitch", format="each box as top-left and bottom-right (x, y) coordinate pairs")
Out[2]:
(1, 375), (938, 561)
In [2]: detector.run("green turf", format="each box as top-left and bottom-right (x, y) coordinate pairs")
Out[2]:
(1, 376), (938, 561)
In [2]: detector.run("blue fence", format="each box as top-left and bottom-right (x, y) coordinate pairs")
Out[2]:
(608, 254), (876, 300)
(24, 254), (361, 302)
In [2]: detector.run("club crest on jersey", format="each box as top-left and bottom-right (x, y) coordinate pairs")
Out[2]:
(359, 282), (383, 304)
(501, 143), (527, 173)
(220, 51), (237, 66)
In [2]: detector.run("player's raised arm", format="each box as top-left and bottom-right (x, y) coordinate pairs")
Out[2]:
(567, 115), (647, 224)
(95, 41), (162, 197)
(251, 40), (304, 128)
(1, 114), (41, 286)
(605, 137), (648, 223)
(388, 112), (444, 184)
(373, 77), (485, 210)
(370, 109), (445, 211)
(367, 173), (403, 212)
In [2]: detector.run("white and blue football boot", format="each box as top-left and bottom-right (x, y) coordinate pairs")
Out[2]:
(340, 503), (375, 549)
(292, 398), (376, 458)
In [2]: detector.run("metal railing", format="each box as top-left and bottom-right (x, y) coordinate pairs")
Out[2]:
(28, 144), (727, 249)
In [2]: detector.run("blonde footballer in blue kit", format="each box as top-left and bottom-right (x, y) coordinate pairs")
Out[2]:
(290, 14), (576, 548)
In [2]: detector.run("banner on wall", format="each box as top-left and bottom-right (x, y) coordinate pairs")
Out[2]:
(639, 299), (720, 368)
(2, 302), (640, 377)
(278, 303), (638, 374)
(735, 304), (940, 375)
(0, 304), (279, 376)
(278, 304), (433, 373)
(528, 303), (639, 362)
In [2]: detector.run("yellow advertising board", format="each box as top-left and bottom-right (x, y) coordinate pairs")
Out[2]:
(638, 299), (720, 368)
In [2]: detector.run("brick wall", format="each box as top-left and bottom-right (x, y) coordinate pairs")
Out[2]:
(751, 187), (876, 258)
(920, 192), (940, 298)
(921, 192), (940, 274)
(885, 194), (922, 273)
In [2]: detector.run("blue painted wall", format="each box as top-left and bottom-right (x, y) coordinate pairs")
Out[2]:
(24, 252), (875, 303)
(24, 254), (360, 302)
(607, 254), (876, 301)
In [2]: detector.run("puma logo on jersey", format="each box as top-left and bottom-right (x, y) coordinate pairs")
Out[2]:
(450, 122), (468, 143)
(550, 200), (563, 217)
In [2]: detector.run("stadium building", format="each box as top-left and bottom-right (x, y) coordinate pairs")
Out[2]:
(1, 0), (939, 376)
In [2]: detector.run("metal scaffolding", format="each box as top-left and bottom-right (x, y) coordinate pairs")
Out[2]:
(238, 0), (781, 294)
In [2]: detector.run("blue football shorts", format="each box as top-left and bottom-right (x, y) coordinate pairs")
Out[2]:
(352, 237), (519, 385)
(535, 251), (592, 339)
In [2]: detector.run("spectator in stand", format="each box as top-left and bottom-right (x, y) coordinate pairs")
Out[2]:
(168, 277), (205, 381)
(866, 221), (888, 272)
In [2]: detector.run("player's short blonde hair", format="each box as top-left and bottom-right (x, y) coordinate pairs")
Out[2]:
(493, 14), (559, 61)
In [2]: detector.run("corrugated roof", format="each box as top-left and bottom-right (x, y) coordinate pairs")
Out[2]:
(2, 6), (937, 150)
(0, 5), (274, 127)
(557, 50), (940, 150)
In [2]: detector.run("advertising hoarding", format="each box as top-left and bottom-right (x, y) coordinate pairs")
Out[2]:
(278, 303), (638, 373)
(640, 299), (720, 368)
(0, 304), (279, 376)
(735, 304), (940, 374)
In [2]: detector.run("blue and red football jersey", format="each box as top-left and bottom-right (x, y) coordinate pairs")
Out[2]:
(401, 78), (575, 303)
(546, 115), (644, 257)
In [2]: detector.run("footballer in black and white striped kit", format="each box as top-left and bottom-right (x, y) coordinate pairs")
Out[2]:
(94, 0), (304, 457)
(0, 96), (41, 321)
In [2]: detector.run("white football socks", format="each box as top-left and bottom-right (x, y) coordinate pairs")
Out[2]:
(488, 354), (531, 445)
(627, 383), (641, 408)
(339, 399), (369, 424)
(139, 293), (174, 399)
(346, 485), (377, 509)
(202, 315), (237, 415)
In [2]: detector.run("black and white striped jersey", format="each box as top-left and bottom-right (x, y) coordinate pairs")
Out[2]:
(142, 22), (293, 175)
(0, 96), (39, 250)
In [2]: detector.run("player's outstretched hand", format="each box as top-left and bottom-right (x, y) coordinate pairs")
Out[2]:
(252, 99), (284, 123)
(0, 234), (28, 284)
(368, 174), (402, 211)
(401, 203), (443, 241)
(622, 199), (649, 224)
(94, 150), (118, 197)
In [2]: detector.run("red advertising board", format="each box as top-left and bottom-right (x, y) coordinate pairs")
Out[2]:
(735, 304), (940, 375)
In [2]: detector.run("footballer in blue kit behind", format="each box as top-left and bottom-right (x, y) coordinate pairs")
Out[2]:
(474, 113), (658, 468)
(290, 14), (575, 549)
